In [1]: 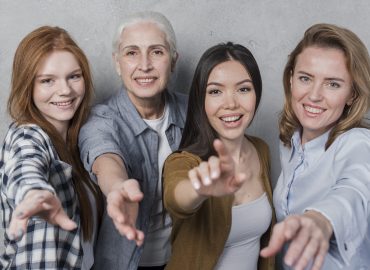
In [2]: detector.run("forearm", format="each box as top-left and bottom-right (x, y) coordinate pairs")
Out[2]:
(92, 153), (128, 196)
(174, 180), (207, 212)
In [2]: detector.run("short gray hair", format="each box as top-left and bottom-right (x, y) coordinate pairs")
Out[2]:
(112, 11), (177, 60)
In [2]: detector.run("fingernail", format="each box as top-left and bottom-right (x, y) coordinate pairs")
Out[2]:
(193, 182), (200, 190)
(211, 172), (218, 179)
(204, 177), (211, 186)
(285, 257), (293, 266)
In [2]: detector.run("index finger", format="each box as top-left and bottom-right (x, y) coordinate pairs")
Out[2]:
(260, 217), (301, 257)
(213, 139), (232, 164)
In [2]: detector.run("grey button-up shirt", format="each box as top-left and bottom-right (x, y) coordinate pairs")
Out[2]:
(79, 87), (187, 270)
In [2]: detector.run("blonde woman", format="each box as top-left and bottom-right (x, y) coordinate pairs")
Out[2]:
(261, 24), (370, 270)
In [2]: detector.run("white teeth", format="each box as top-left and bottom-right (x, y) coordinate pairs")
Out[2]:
(52, 100), (72, 106)
(221, 115), (241, 122)
(136, 78), (154, 83)
(304, 105), (324, 114)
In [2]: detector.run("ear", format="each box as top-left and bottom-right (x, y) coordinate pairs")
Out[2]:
(112, 52), (121, 76)
(346, 91), (355, 106)
(171, 52), (178, 72)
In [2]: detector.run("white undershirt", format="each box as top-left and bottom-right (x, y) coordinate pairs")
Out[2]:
(215, 193), (271, 270)
(140, 103), (172, 266)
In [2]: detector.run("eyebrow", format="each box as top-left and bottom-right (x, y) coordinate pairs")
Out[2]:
(296, 71), (346, 82)
(207, 79), (253, 87)
(120, 44), (168, 51)
(35, 68), (82, 78)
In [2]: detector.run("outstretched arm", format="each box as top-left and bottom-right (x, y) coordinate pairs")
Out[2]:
(260, 210), (333, 270)
(8, 189), (77, 240)
(92, 153), (144, 246)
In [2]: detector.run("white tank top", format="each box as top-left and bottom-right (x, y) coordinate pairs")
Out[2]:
(214, 193), (272, 270)
(140, 103), (172, 266)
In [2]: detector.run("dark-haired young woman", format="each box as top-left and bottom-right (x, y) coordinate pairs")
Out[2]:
(163, 42), (275, 270)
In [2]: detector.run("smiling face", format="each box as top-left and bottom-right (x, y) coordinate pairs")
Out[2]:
(114, 21), (173, 107)
(205, 60), (256, 142)
(291, 46), (354, 143)
(33, 50), (85, 137)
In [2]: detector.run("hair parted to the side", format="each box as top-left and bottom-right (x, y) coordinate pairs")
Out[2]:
(112, 11), (177, 61)
(179, 42), (262, 160)
(8, 25), (103, 240)
(280, 23), (370, 149)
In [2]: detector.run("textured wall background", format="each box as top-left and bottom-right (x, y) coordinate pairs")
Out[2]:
(1, 0), (370, 266)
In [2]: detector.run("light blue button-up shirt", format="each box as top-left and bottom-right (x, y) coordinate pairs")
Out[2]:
(274, 128), (370, 270)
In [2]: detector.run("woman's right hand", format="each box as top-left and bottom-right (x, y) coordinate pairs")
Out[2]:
(8, 189), (77, 240)
(260, 210), (333, 270)
(188, 139), (246, 197)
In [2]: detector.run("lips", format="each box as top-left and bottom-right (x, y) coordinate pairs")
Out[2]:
(135, 77), (157, 85)
(303, 104), (325, 114)
(220, 115), (242, 122)
(51, 99), (73, 107)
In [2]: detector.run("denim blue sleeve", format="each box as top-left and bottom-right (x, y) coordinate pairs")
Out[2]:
(78, 105), (126, 181)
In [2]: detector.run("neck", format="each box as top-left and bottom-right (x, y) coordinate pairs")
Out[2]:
(221, 136), (250, 164)
(52, 122), (68, 143)
(129, 92), (165, 120)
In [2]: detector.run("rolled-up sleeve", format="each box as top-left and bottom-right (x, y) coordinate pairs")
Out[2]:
(305, 129), (370, 266)
(79, 106), (126, 181)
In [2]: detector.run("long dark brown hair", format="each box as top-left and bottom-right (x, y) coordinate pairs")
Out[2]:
(179, 42), (262, 159)
(8, 26), (103, 240)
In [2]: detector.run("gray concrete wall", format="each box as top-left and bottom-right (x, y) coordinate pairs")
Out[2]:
(1, 0), (370, 266)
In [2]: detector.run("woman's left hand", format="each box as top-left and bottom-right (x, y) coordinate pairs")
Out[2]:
(8, 189), (77, 240)
(260, 210), (333, 270)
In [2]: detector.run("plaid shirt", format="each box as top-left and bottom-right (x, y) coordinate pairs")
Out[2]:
(0, 123), (82, 269)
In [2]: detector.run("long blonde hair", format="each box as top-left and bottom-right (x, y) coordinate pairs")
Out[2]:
(280, 23), (370, 149)
(8, 26), (103, 240)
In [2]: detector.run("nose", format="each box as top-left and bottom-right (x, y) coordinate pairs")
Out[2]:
(224, 91), (238, 109)
(57, 80), (72, 95)
(138, 53), (153, 72)
(308, 82), (323, 102)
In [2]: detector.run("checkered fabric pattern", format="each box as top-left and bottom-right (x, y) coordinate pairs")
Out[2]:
(0, 123), (83, 269)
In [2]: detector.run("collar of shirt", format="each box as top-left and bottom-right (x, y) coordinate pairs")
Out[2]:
(115, 86), (185, 136)
(289, 129), (331, 167)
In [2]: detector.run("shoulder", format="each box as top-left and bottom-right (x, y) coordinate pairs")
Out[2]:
(90, 93), (121, 119)
(166, 151), (202, 164)
(81, 93), (125, 134)
(167, 90), (188, 110)
(165, 151), (201, 170)
(5, 123), (51, 146)
(1, 123), (53, 163)
(334, 128), (370, 150)
(330, 128), (370, 163)
(338, 127), (370, 140)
